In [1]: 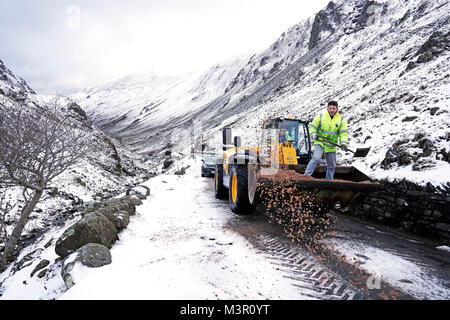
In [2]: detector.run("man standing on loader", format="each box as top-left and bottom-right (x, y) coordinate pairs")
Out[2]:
(305, 101), (348, 180)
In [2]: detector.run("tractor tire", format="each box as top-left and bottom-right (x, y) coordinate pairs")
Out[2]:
(215, 164), (228, 199)
(228, 164), (255, 214)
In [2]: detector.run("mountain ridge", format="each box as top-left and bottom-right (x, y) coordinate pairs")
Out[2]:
(69, 0), (449, 187)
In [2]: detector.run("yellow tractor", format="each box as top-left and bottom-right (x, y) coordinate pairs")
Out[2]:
(214, 117), (377, 214)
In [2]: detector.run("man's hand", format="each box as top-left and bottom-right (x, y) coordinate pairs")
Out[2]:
(341, 145), (348, 151)
(313, 133), (320, 141)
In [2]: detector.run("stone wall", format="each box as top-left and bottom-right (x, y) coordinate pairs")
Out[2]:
(338, 179), (450, 244)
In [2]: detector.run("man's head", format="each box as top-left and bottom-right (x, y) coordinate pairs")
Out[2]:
(327, 101), (338, 117)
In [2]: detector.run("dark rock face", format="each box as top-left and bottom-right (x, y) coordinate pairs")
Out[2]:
(55, 212), (118, 258)
(415, 31), (450, 61)
(0, 59), (35, 95)
(405, 30), (450, 73)
(309, 2), (341, 50)
(355, 1), (381, 30)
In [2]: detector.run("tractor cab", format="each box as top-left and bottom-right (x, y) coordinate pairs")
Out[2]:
(261, 118), (312, 165)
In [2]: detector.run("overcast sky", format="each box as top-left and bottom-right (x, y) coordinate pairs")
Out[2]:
(0, 0), (330, 94)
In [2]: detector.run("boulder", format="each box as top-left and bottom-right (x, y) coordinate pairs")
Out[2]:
(395, 138), (410, 146)
(61, 243), (112, 289)
(77, 243), (112, 267)
(163, 159), (173, 169)
(67, 102), (87, 120)
(96, 207), (130, 230)
(104, 196), (136, 216)
(381, 146), (398, 168)
(175, 166), (190, 176)
(84, 201), (102, 213)
(130, 195), (143, 207)
(55, 212), (118, 258)
(398, 151), (412, 166)
(126, 185), (150, 200)
(418, 138), (434, 157)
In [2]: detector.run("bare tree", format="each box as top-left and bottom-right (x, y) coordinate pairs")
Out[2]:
(0, 96), (89, 271)
(0, 190), (15, 246)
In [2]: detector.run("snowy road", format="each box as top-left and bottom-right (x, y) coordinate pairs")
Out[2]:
(59, 158), (449, 300)
(60, 159), (303, 299)
(3, 157), (447, 299)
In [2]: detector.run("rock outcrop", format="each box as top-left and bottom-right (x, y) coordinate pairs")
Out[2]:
(54, 194), (145, 258)
(126, 185), (150, 200)
(55, 211), (118, 258)
(309, 1), (342, 50)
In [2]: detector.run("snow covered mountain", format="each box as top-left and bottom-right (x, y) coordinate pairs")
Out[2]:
(71, 55), (250, 154)
(73, 0), (450, 187)
(1, 0), (450, 300)
(0, 58), (152, 250)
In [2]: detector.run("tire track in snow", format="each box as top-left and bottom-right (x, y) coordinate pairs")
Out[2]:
(252, 234), (364, 300)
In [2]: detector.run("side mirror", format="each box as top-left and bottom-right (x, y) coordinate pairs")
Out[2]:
(234, 136), (241, 148)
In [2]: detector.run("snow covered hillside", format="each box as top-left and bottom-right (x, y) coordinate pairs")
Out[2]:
(73, 0), (450, 188)
(0, 59), (153, 259)
(71, 55), (250, 154)
(0, 60), (35, 97)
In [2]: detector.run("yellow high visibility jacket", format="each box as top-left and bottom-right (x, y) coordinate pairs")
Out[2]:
(309, 110), (348, 153)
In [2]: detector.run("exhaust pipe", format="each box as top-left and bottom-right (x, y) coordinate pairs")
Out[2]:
(223, 128), (232, 151)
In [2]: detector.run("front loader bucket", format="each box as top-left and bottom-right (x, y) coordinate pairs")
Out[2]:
(252, 164), (379, 214)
